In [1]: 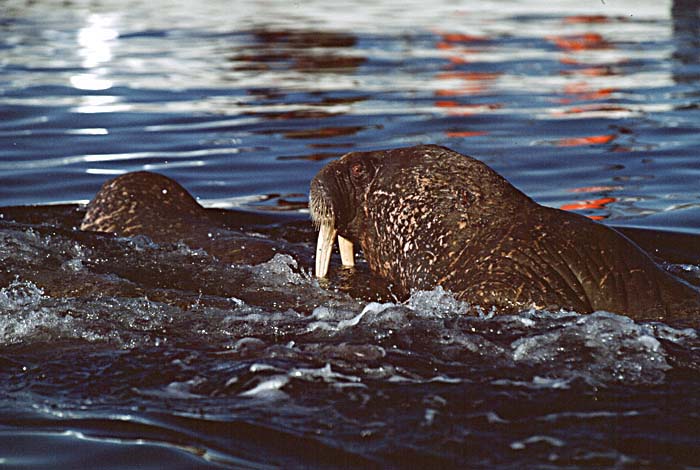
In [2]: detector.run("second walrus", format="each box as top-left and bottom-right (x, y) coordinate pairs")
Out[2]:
(310, 144), (700, 325)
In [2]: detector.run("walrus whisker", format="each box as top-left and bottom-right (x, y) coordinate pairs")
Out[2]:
(338, 235), (355, 267)
(315, 222), (337, 278)
(308, 181), (334, 230)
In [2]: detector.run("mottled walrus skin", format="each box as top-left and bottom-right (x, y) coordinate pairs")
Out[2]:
(81, 171), (204, 241)
(78, 171), (391, 303)
(310, 144), (700, 324)
(80, 171), (279, 264)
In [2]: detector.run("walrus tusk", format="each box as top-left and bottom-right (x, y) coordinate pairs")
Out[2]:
(315, 223), (337, 278)
(338, 235), (355, 267)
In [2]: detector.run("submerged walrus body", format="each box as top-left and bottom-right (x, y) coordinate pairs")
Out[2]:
(80, 171), (279, 264)
(310, 144), (700, 324)
(81, 171), (205, 241)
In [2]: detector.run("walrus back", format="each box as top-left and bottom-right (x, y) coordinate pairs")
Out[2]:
(533, 207), (700, 323)
(80, 171), (205, 241)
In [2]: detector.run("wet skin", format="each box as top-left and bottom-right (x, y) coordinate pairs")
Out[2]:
(310, 144), (700, 324)
(80, 171), (283, 265)
(77, 171), (393, 304)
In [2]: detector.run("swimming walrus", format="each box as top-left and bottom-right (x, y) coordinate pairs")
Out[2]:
(78, 171), (393, 303)
(79, 171), (283, 264)
(80, 171), (205, 241)
(309, 144), (700, 324)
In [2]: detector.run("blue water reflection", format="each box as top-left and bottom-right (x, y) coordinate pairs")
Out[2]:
(0, 0), (697, 225)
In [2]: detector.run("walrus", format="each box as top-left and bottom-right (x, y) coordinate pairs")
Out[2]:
(309, 144), (700, 324)
(80, 171), (282, 264)
(80, 171), (205, 240)
(78, 171), (392, 302)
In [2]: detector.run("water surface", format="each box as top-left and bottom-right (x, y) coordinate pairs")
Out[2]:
(1, 0), (699, 468)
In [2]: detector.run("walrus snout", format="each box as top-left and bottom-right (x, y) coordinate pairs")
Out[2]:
(309, 167), (356, 278)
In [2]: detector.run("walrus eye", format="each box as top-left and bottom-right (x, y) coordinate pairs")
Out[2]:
(350, 162), (365, 179)
(351, 162), (363, 175)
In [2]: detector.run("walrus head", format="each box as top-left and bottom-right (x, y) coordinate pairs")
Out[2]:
(309, 150), (383, 277)
(309, 144), (521, 279)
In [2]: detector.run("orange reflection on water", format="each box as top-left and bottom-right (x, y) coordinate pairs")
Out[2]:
(563, 15), (611, 24)
(553, 30), (624, 117)
(434, 71), (499, 96)
(434, 32), (485, 66)
(439, 33), (488, 43)
(558, 84), (615, 103)
(549, 33), (609, 52)
(444, 131), (488, 138)
(556, 134), (616, 146)
(560, 197), (617, 220)
(432, 31), (500, 138)
(435, 100), (502, 116)
(561, 183), (621, 220)
(562, 66), (616, 77)
(434, 32), (488, 53)
(551, 27), (625, 117)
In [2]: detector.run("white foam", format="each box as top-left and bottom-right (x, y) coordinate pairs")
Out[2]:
(336, 309), (369, 329)
(289, 363), (361, 384)
(249, 254), (310, 286)
(510, 311), (672, 385)
(239, 375), (290, 397)
(511, 435), (566, 450)
(406, 286), (469, 317)
(306, 304), (381, 331)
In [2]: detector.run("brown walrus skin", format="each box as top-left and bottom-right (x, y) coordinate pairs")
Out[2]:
(78, 171), (392, 304)
(80, 171), (204, 241)
(80, 171), (281, 265)
(310, 144), (700, 325)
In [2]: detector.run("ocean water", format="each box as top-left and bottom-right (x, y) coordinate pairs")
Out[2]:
(0, 0), (699, 468)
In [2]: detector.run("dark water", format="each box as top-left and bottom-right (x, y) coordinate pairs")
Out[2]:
(1, 0), (700, 468)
